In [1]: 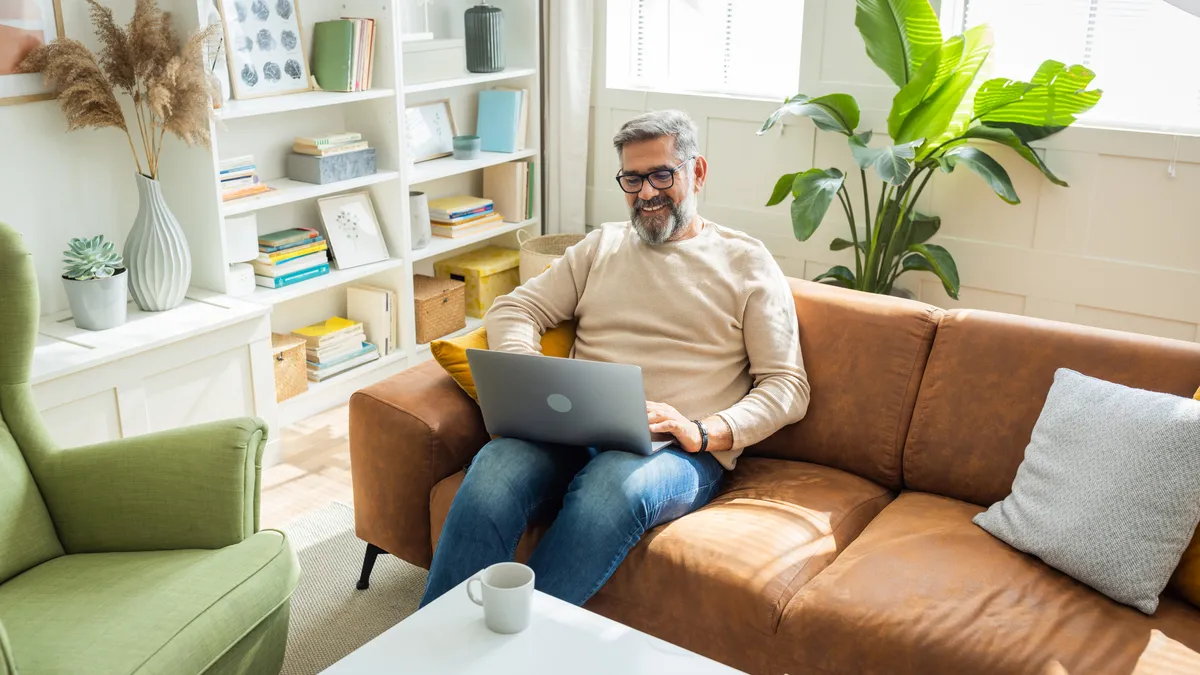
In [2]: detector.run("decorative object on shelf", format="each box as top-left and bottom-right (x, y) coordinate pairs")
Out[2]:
(477, 88), (528, 152)
(413, 274), (466, 343)
(224, 213), (259, 262)
(317, 191), (390, 269)
(405, 99), (457, 162)
(1, 0), (63, 105)
(517, 232), (584, 284)
(225, 262), (256, 296)
(60, 235), (127, 331)
(311, 18), (376, 92)
(453, 134), (481, 160)
(409, 191), (433, 250)
(271, 332), (308, 402)
(203, 0), (231, 108)
(402, 38), (466, 86)
(218, 154), (271, 201)
(464, 2), (505, 74)
(254, 227), (329, 289)
(287, 147), (377, 184)
(483, 159), (535, 222)
(433, 245), (520, 319)
(126, 172), (192, 311)
(758, 0), (1101, 301)
(401, 0), (436, 42)
(215, 0), (310, 99)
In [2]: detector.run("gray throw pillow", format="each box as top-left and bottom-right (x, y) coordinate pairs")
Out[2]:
(974, 368), (1200, 614)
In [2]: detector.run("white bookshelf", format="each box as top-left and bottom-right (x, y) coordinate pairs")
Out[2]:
(154, 0), (543, 424)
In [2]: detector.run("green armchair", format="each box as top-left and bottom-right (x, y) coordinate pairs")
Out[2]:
(0, 222), (300, 675)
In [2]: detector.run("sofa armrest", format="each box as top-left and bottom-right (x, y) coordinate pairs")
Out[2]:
(31, 418), (266, 553)
(0, 619), (15, 675)
(350, 360), (488, 568)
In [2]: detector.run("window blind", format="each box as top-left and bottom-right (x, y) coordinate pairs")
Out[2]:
(951, 0), (1200, 133)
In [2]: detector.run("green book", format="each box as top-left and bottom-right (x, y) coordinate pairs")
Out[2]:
(526, 161), (536, 219)
(312, 20), (355, 92)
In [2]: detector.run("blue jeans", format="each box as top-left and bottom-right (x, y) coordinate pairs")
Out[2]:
(420, 438), (725, 607)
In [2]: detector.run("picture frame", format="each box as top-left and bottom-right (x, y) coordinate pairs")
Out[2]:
(216, 0), (311, 100)
(0, 0), (64, 106)
(317, 191), (390, 270)
(405, 99), (457, 162)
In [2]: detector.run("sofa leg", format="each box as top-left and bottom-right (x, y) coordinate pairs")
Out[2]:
(356, 543), (387, 590)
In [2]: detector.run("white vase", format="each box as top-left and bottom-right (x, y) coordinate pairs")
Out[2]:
(410, 191), (432, 250)
(125, 173), (191, 311)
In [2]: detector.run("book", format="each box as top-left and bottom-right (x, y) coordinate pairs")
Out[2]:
(221, 184), (272, 201)
(219, 165), (255, 177)
(432, 213), (505, 238)
(427, 195), (495, 220)
(292, 316), (364, 348)
(291, 140), (369, 157)
(307, 346), (380, 382)
(483, 162), (526, 223)
(306, 335), (365, 363)
(477, 89), (524, 153)
(252, 251), (329, 277)
(311, 20), (356, 92)
(526, 160), (536, 219)
(430, 207), (496, 226)
(218, 155), (255, 170)
(255, 240), (328, 265)
(260, 235), (324, 254)
(307, 340), (376, 370)
(220, 175), (259, 190)
(259, 228), (319, 249)
(496, 87), (531, 152)
(347, 284), (397, 355)
(255, 263), (330, 289)
(295, 132), (362, 148)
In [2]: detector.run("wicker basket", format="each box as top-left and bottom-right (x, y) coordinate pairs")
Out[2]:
(271, 333), (308, 402)
(517, 231), (586, 283)
(414, 274), (466, 343)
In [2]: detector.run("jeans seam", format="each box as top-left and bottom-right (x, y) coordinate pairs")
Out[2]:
(507, 495), (557, 558)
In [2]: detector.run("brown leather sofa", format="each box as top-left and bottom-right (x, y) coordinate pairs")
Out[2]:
(349, 279), (1200, 674)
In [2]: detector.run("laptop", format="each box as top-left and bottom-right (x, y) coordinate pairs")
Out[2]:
(465, 349), (675, 455)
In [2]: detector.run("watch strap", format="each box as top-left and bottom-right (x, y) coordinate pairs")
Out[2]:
(693, 419), (709, 453)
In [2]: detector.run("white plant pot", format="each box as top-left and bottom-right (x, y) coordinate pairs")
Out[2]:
(62, 269), (128, 331)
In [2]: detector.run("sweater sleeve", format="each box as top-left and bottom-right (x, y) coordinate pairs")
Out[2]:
(483, 229), (600, 355)
(714, 259), (810, 449)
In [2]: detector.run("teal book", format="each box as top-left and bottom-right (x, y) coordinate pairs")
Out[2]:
(306, 341), (377, 369)
(255, 264), (330, 289)
(476, 89), (523, 153)
(312, 21), (355, 92)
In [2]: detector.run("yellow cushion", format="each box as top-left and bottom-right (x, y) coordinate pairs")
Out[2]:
(430, 322), (577, 401)
(1169, 386), (1200, 607)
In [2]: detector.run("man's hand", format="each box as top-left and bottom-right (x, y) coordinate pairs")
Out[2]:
(647, 401), (704, 453)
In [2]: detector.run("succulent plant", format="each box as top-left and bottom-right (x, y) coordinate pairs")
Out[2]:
(62, 235), (123, 280)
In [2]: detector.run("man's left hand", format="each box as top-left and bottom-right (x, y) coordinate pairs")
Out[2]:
(647, 401), (703, 453)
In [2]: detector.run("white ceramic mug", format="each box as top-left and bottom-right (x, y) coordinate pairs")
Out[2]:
(466, 562), (535, 634)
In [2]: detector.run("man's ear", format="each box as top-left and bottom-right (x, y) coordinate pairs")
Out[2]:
(693, 155), (708, 192)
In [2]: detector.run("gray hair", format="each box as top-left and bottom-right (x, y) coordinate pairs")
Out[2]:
(612, 110), (699, 162)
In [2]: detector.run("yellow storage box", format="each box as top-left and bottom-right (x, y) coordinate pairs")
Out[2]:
(433, 245), (521, 318)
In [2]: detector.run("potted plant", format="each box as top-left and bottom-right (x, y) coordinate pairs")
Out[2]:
(61, 235), (128, 331)
(760, 0), (1102, 300)
(21, 0), (218, 312)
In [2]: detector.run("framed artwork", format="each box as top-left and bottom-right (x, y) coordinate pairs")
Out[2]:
(216, 0), (311, 100)
(405, 99), (457, 162)
(0, 0), (64, 106)
(317, 191), (390, 270)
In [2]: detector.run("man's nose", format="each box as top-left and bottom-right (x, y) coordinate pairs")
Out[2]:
(637, 181), (660, 201)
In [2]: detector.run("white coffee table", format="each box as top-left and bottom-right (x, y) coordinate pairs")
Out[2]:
(321, 578), (747, 674)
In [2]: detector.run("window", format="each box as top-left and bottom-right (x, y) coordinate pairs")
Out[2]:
(605, 0), (805, 100)
(944, 0), (1200, 134)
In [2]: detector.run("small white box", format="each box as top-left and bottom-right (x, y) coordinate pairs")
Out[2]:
(402, 38), (466, 85)
(225, 214), (259, 263)
(227, 263), (256, 296)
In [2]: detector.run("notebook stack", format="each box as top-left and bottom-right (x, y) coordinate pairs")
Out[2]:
(253, 228), (331, 289)
(483, 160), (536, 223)
(293, 132), (369, 157)
(311, 18), (377, 92)
(219, 155), (271, 201)
(292, 317), (380, 382)
(476, 88), (531, 153)
(427, 195), (504, 239)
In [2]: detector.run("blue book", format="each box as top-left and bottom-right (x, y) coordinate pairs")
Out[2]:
(306, 341), (377, 369)
(255, 263), (330, 289)
(259, 236), (326, 253)
(476, 89), (523, 153)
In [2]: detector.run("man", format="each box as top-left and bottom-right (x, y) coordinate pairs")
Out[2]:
(420, 110), (809, 607)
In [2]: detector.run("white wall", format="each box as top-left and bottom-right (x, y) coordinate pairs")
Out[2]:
(587, 0), (1200, 344)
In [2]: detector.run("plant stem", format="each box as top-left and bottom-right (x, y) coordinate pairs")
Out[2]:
(131, 86), (154, 177)
(859, 169), (872, 244)
(123, 127), (144, 175)
(837, 185), (863, 281)
(887, 167), (936, 288)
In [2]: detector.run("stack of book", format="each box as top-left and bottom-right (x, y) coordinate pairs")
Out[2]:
(483, 160), (536, 223)
(293, 132), (369, 157)
(427, 195), (504, 239)
(311, 18), (377, 92)
(219, 155), (271, 201)
(253, 228), (331, 289)
(292, 317), (380, 383)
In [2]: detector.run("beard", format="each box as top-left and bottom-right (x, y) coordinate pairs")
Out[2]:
(630, 189), (697, 245)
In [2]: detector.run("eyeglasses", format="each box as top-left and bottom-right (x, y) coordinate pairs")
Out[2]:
(614, 156), (696, 194)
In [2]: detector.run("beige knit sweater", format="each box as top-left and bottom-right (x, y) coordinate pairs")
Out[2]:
(484, 220), (810, 469)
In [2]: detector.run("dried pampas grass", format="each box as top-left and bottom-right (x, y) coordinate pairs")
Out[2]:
(20, 0), (217, 179)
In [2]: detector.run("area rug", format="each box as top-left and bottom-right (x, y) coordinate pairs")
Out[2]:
(280, 502), (427, 675)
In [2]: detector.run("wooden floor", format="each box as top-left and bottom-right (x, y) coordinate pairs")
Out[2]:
(261, 403), (355, 530)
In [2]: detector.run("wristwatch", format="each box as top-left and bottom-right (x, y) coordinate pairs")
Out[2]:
(692, 419), (709, 453)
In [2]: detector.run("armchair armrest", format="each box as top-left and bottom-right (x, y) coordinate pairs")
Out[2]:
(31, 418), (267, 553)
(350, 361), (488, 568)
(1, 620), (16, 675)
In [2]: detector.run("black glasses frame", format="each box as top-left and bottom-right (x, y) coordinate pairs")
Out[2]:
(614, 156), (696, 194)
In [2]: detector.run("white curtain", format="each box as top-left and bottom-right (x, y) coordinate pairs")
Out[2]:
(543, 0), (594, 235)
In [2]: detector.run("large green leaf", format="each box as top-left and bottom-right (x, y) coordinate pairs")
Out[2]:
(986, 122), (1067, 144)
(894, 25), (993, 148)
(907, 211), (941, 245)
(830, 238), (865, 251)
(905, 243), (960, 299)
(972, 78), (1035, 119)
(888, 35), (965, 140)
(977, 60), (1102, 134)
(848, 134), (922, 185)
(961, 125), (1067, 187)
(789, 168), (846, 241)
(760, 94), (861, 136)
(766, 172), (800, 207)
(848, 131), (876, 170)
(813, 265), (857, 288)
(855, 0), (943, 88)
(941, 146), (1019, 204)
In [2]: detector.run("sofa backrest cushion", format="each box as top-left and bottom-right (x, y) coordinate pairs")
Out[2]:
(746, 280), (941, 491)
(904, 309), (1200, 506)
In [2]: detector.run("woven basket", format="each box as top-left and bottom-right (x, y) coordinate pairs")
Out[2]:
(271, 333), (308, 402)
(414, 275), (466, 343)
(517, 232), (586, 283)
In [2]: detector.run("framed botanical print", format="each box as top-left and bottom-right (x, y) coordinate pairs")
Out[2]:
(0, 0), (64, 105)
(216, 0), (311, 99)
(404, 99), (457, 163)
(317, 191), (390, 269)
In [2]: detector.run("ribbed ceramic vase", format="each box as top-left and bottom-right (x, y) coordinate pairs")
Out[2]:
(125, 173), (191, 311)
(465, 2), (505, 73)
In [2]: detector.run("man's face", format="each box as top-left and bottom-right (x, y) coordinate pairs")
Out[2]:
(619, 136), (702, 245)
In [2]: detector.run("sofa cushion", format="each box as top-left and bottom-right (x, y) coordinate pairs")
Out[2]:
(776, 492), (1200, 675)
(0, 530), (299, 675)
